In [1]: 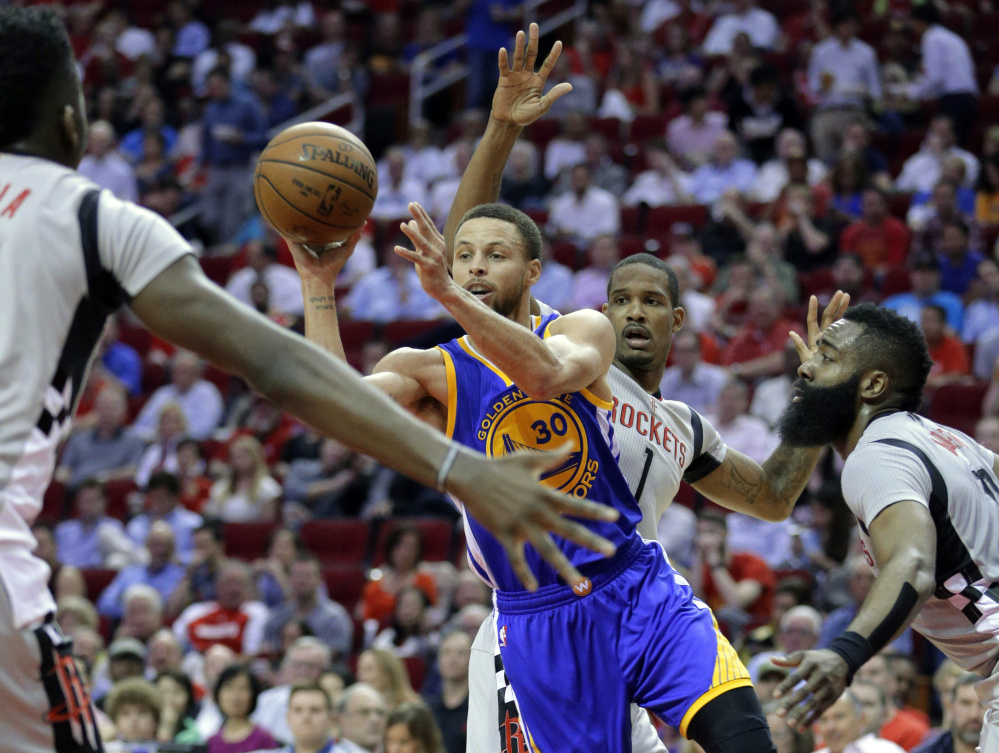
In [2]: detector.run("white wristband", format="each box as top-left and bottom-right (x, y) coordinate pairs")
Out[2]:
(435, 444), (461, 492)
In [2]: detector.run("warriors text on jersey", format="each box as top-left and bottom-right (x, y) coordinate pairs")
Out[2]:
(842, 411), (999, 676)
(0, 153), (191, 629)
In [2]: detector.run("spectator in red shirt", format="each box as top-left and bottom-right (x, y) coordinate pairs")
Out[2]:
(692, 510), (775, 633)
(721, 285), (804, 379)
(855, 653), (930, 750)
(921, 304), (971, 386)
(840, 188), (912, 274)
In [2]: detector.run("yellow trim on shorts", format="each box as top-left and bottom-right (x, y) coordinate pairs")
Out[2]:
(458, 337), (513, 387)
(436, 347), (458, 439)
(679, 615), (753, 737)
(678, 678), (755, 738)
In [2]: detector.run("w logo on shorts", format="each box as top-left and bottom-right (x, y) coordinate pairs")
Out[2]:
(572, 578), (593, 597)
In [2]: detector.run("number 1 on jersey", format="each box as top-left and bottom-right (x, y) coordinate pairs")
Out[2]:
(635, 447), (653, 503)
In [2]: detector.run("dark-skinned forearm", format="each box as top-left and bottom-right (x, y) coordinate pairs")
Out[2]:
(759, 444), (823, 518)
(845, 551), (935, 647)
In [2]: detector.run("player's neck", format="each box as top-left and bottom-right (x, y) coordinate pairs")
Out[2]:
(3, 137), (74, 169)
(613, 358), (663, 395)
(836, 407), (884, 459)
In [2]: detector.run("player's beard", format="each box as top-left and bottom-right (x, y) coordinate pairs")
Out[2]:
(776, 374), (862, 447)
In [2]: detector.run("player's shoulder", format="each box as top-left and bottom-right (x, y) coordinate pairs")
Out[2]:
(375, 346), (445, 374)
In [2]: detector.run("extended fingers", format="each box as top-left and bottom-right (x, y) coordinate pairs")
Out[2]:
(498, 46), (511, 77)
(503, 538), (538, 591)
(539, 82), (573, 111)
(524, 22), (540, 72)
(538, 39), (563, 85)
(806, 295), (820, 345)
(511, 29), (526, 72)
(536, 504), (617, 556)
(527, 528), (586, 586)
(789, 331), (810, 364)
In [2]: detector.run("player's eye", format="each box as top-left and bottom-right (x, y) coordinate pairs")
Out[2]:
(821, 353), (832, 362)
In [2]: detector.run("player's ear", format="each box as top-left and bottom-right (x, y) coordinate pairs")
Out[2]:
(600, 302), (609, 314)
(860, 369), (889, 401)
(525, 258), (542, 287)
(62, 104), (81, 157)
(671, 305), (686, 333)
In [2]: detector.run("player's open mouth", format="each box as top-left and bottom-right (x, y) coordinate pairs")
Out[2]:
(466, 283), (493, 301)
(623, 325), (651, 349)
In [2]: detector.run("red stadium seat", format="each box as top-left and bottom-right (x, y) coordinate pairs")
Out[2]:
(322, 563), (367, 614)
(300, 520), (371, 564)
(203, 365), (232, 397)
(224, 522), (280, 561)
(383, 320), (444, 346)
(403, 656), (428, 692)
(373, 517), (456, 565)
(620, 207), (641, 235)
(628, 114), (668, 144)
(591, 117), (623, 141)
(881, 265), (912, 297)
(340, 321), (376, 352)
(672, 481), (696, 509)
(117, 325), (151, 357)
(887, 193), (913, 220)
(619, 236), (647, 257)
(524, 209), (549, 228)
(528, 120), (560, 151)
(104, 479), (138, 521)
(40, 480), (66, 523)
(798, 269), (835, 300)
(928, 381), (990, 435)
(646, 205), (709, 234)
(551, 241), (581, 270)
(82, 569), (117, 603)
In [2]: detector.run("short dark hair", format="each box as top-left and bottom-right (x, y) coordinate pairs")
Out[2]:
(922, 304), (947, 323)
(76, 477), (107, 496)
(0, 7), (74, 150)
(196, 518), (225, 543)
(680, 85), (708, 107)
(384, 524), (424, 564)
(456, 203), (543, 261)
(155, 669), (197, 720)
(386, 702), (446, 753)
(207, 65), (231, 82)
(288, 681), (332, 711)
(841, 303), (933, 412)
(177, 438), (203, 457)
(214, 664), (262, 716)
(607, 253), (681, 308)
(941, 216), (969, 237)
(750, 63), (778, 87)
(698, 509), (728, 530)
(910, 2), (940, 24)
(146, 471), (181, 496)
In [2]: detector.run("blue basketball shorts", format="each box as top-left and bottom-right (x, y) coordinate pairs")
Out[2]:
(493, 535), (751, 753)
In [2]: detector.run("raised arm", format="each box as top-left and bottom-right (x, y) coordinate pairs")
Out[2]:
(443, 23), (572, 263)
(692, 293), (850, 520)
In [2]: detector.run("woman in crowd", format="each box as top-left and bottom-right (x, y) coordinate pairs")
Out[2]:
(206, 664), (280, 753)
(371, 586), (436, 659)
(135, 401), (187, 488)
(254, 526), (304, 608)
(356, 648), (421, 711)
(204, 435), (282, 522)
(384, 702), (447, 753)
(155, 669), (202, 744)
(358, 526), (438, 623)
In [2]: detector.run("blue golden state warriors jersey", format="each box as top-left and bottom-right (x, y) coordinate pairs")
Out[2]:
(435, 312), (642, 592)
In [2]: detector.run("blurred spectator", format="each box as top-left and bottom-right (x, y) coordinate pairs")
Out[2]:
(766, 702), (814, 753)
(747, 605), (822, 679)
(777, 184), (838, 272)
(135, 402), (187, 489)
(55, 479), (136, 569)
(176, 438), (213, 513)
(907, 158), (976, 229)
(911, 182), (983, 257)
(500, 141), (550, 211)
(974, 328), (999, 381)
(462, 0), (520, 109)
(344, 236), (446, 322)
(263, 554), (352, 659)
(98, 522), (186, 620)
(665, 254), (715, 332)
(659, 330), (728, 415)
(692, 509), (775, 627)
(571, 235), (620, 311)
(882, 255), (964, 332)
(254, 527), (302, 609)
(815, 689), (906, 753)
(226, 239), (305, 316)
(553, 134), (628, 197)
(360, 526), (438, 623)
(896, 118), (979, 194)
(304, 10), (347, 97)
(385, 702), (447, 753)
(34, 522), (85, 601)
(206, 664), (280, 753)
(721, 286), (803, 379)
(702, 191), (754, 264)
(975, 154), (999, 224)
(546, 163), (620, 246)
(166, 519), (227, 617)
(78, 120), (138, 202)
(543, 111), (588, 182)
(191, 21), (257, 97)
(336, 232), (378, 290)
(963, 259), (999, 343)
(907, 3), (979, 145)
(711, 254), (756, 339)
(425, 631), (470, 753)
(976, 416), (999, 453)
(173, 560), (268, 656)
(205, 436), (282, 523)
(598, 45), (660, 121)
(120, 98), (179, 164)
(371, 585), (435, 659)
(840, 188), (911, 274)
(168, 0), (210, 59)
(806, 9), (882, 162)
(672, 221), (718, 290)
(148, 629), (185, 677)
(356, 648), (420, 710)
(827, 154), (870, 223)
(655, 23), (705, 90)
(371, 147), (430, 220)
(707, 32), (761, 106)
(746, 222), (800, 304)
(94, 315), (143, 396)
(106, 676), (162, 744)
(936, 219), (985, 296)
(840, 121), (892, 191)
(855, 655), (930, 750)
(200, 67), (267, 244)
(134, 133), (177, 201)
(428, 142), (471, 229)
(912, 674), (984, 753)
(702, 0), (781, 56)
(56, 384), (145, 489)
(530, 241), (574, 313)
(134, 351), (225, 441)
(622, 140), (692, 207)
(155, 669), (201, 744)
(253, 637), (332, 741)
(275, 682), (339, 753)
(688, 132), (758, 204)
(750, 129), (828, 204)
(728, 63), (803, 165)
(117, 584), (165, 643)
(922, 305), (971, 386)
(284, 438), (374, 517)
(815, 253), (881, 307)
(339, 682), (390, 751)
(444, 110), (487, 176)
(666, 86), (728, 171)
(851, 681), (892, 742)
(249, 1), (317, 35)
(750, 341), (798, 428)
(127, 472), (203, 563)
(255, 68), (299, 129)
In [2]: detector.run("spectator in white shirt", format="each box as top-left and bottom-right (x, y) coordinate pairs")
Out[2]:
(190, 20), (257, 96)
(543, 110), (589, 181)
(248, 0), (317, 35)
(378, 120), (450, 194)
(750, 128), (828, 203)
(343, 236), (447, 322)
(659, 330), (729, 415)
(547, 163), (621, 247)
(571, 235), (620, 311)
(427, 141), (471, 228)
(252, 638), (332, 742)
(664, 254), (714, 333)
(750, 340), (797, 427)
(702, 0), (781, 56)
(77, 121), (138, 203)
(370, 147), (428, 221)
(622, 140), (692, 207)
(531, 241), (574, 313)
(815, 690), (906, 753)
(908, 2), (979, 144)
(688, 131), (758, 204)
(226, 238), (305, 316)
(552, 134), (629, 198)
(666, 86), (729, 170)
(204, 436), (283, 523)
(708, 379), (779, 464)
(133, 351), (225, 441)
(896, 116), (979, 193)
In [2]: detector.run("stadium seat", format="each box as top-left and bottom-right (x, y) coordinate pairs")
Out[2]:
(628, 114), (668, 144)
(104, 479), (138, 521)
(619, 236), (647, 257)
(117, 325), (151, 357)
(199, 255), (234, 287)
(798, 269), (835, 300)
(403, 656), (427, 692)
(524, 209), (548, 228)
(373, 517), (456, 565)
(673, 481), (695, 509)
(300, 520), (371, 564)
(551, 241), (581, 270)
(591, 117), (623, 141)
(646, 205), (709, 234)
(340, 321), (376, 352)
(40, 480), (67, 523)
(383, 320), (445, 346)
(928, 381), (990, 435)
(527, 120), (560, 152)
(203, 365), (233, 397)
(224, 522), (280, 561)
(82, 569), (117, 603)
(887, 193), (913, 219)
(620, 207), (641, 235)
(322, 563), (367, 614)
(880, 265), (912, 297)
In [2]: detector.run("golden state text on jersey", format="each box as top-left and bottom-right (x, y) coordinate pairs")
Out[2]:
(435, 313), (643, 592)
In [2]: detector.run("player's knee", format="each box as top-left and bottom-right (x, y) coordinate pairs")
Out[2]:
(686, 687), (776, 753)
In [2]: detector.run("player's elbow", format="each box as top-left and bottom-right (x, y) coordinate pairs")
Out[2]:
(896, 547), (936, 603)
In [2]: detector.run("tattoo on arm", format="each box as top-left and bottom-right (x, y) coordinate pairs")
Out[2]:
(719, 459), (765, 507)
(761, 445), (817, 513)
(309, 295), (335, 311)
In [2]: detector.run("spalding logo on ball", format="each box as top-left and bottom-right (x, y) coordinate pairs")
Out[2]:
(254, 122), (379, 247)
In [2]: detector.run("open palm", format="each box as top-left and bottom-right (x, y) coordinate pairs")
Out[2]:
(492, 22), (573, 127)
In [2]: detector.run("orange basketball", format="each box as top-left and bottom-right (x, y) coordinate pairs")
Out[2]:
(254, 122), (378, 246)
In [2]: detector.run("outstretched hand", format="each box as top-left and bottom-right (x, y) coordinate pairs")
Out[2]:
(790, 291), (850, 364)
(286, 229), (364, 286)
(771, 648), (851, 731)
(492, 23), (573, 127)
(395, 203), (454, 301)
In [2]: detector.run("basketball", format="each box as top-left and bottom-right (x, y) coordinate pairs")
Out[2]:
(254, 122), (378, 247)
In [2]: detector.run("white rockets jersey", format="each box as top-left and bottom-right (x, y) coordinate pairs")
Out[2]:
(0, 153), (192, 628)
(607, 367), (728, 540)
(842, 411), (999, 676)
